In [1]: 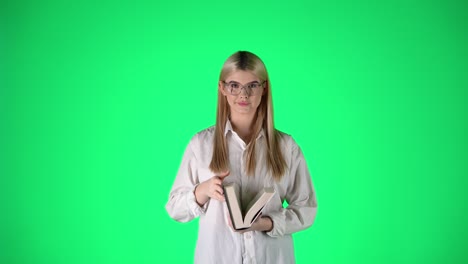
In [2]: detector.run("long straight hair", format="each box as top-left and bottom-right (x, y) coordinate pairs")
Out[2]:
(209, 51), (286, 181)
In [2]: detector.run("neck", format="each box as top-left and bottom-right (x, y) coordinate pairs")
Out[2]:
(230, 113), (256, 143)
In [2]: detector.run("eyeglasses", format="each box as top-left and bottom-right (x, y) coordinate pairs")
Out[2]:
(222, 81), (266, 96)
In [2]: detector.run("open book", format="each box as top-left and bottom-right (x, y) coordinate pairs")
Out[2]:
(223, 183), (275, 230)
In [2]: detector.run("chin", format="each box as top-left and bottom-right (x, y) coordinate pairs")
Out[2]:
(235, 107), (252, 114)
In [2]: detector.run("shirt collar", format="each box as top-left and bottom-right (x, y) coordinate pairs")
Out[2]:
(224, 119), (234, 136)
(224, 119), (265, 140)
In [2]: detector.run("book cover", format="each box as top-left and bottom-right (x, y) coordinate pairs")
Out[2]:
(223, 183), (275, 230)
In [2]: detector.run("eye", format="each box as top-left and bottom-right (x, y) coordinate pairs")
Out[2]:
(247, 82), (260, 89)
(228, 82), (240, 89)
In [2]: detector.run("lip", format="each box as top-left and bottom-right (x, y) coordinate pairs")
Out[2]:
(237, 102), (249, 106)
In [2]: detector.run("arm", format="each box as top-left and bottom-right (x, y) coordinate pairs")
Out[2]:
(266, 142), (318, 237)
(165, 139), (206, 222)
(165, 136), (230, 222)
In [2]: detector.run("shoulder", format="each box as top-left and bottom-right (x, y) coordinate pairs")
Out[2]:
(183, 126), (215, 162)
(187, 125), (215, 149)
(194, 125), (215, 141)
(276, 130), (300, 152)
(276, 130), (308, 173)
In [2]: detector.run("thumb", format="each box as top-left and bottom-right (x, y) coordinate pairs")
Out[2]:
(218, 170), (230, 180)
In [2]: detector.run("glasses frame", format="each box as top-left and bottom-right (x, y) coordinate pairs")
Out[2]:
(222, 80), (266, 96)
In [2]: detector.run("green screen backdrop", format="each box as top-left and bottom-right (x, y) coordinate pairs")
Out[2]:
(3, 0), (467, 263)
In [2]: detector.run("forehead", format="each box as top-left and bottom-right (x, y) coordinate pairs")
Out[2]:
(225, 70), (260, 83)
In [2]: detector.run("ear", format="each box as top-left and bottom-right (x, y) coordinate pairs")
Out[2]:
(219, 81), (227, 96)
(262, 80), (268, 95)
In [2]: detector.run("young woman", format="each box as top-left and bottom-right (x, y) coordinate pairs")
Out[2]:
(166, 51), (317, 264)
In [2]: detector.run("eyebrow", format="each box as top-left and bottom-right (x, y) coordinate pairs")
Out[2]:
(226, 80), (260, 84)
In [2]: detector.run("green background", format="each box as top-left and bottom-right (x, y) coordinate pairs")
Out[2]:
(3, 0), (467, 263)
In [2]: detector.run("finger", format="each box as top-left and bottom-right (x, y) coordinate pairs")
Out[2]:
(217, 170), (230, 180)
(214, 185), (224, 195)
(256, 212), (263, 221)
(213, 192), (225, 201)
(212, 178), (222, 186)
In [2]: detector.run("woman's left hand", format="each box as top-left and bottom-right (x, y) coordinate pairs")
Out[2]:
(229, 214), (273, 234)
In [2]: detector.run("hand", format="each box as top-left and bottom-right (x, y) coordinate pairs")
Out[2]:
(227, 213), (274, 234)
(194, 171), (230, 206)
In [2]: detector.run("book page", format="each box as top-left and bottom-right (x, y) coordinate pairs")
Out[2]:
(224, 183), (246, 229)
(243, 187), (275, 225)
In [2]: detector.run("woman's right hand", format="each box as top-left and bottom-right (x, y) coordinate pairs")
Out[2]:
(194, 171), (230, 206)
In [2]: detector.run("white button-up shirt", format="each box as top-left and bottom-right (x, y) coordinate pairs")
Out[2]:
(166, 121), (318, 264)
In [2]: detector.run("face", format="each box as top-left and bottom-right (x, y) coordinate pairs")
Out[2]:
(219, 70), (265, 119)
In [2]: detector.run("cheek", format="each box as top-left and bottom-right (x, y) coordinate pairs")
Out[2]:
(226, 96), (236, 106)
(252, 96), (263, 107)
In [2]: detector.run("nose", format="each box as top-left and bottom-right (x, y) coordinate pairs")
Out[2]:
(239, 87), (249, 98)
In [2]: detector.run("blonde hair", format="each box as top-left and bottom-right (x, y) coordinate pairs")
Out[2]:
(209, 51), (286, 181)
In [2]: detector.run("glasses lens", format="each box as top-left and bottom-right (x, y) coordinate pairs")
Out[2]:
(225, 82), (238, 95)
(247, 83), (256, 89)
(225, 81), (263, 95)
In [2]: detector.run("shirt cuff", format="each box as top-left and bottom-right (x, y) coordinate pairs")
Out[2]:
(265, 211), (285, 237)
(187, 184), (208, 217)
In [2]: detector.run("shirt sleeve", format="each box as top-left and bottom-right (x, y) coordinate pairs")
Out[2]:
(266, 141), (318, 237)
(165, 136), (208, 222)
